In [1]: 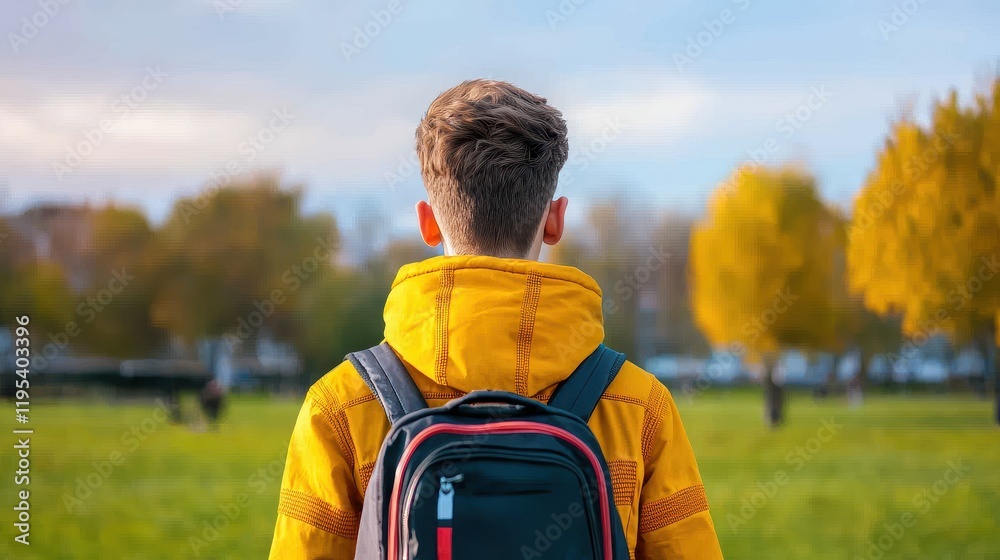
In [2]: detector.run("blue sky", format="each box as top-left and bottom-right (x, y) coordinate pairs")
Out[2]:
(1, 0), (997, 239)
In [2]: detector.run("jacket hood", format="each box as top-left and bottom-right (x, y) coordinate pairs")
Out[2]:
(383, 255), (605, 396)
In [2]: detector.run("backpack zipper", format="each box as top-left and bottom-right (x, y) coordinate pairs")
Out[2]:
(436, 474), (463, 521)
(436, 474), (463, 560)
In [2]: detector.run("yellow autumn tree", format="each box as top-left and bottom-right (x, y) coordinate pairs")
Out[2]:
(691, 166), (842, 427)
(848, 79), (1000, 423)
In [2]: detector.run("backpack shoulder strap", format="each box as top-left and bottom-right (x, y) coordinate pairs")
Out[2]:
(549, 344), (626, 422)
(346, 342), (428, 424)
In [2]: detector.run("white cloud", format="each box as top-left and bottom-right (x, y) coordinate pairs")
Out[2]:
(0, 72), (423, 182)
(0, 66), (978, 200)
(550, 70), (835, 159)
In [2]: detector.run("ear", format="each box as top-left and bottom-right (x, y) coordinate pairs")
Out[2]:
(542, 196), (568, 246)
(415, 201), (443, 248)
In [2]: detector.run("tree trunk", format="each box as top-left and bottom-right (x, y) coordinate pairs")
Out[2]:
(763, 355), (784, 428)
(989, 322), (1000, 426)
(848, 348), (867, 409)
(823, 353), (840, 398)
(856, 349), (869, 388)
(993, 348), (999, 427)
(975, 322), (999, 422)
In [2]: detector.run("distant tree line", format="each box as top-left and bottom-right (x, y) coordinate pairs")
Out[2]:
(2, 78), (997, 428)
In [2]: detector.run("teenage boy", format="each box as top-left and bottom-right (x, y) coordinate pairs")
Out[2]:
(269, 79), (723, 559)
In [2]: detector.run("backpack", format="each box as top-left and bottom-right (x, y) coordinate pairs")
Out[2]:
(347, 342), (631, 560)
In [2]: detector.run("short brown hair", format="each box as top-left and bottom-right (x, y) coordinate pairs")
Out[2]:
(415, 79), (569, 257)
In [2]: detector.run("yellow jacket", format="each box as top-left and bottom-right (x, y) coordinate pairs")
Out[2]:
(269, 255), (723, 559)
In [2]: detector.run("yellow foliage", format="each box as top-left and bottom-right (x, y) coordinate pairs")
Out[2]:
(690, 166), (842, 359)
(847, 80), (1000, 344)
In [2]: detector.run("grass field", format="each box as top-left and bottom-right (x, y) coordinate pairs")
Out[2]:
(2, 390), (998, 559)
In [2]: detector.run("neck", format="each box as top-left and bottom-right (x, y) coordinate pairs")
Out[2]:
(440, 241), (541, 261)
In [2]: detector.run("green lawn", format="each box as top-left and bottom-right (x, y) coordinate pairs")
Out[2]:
(1, 391), (998, 559)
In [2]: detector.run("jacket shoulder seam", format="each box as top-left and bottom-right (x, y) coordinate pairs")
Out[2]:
(306, 368), (360, 472)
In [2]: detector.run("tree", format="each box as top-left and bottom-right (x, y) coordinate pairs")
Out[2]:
(650, 215), (711, 357)
(547, 199), (646, 358)
(852, 309), (904, 386)
(77, 205), (164, 358)
(690, 166), (842, 427)
(584, 200), (641, 357)
(151, 173), (339, 354)
(1, 262), (75, 345)
(295, 238), (436, 385)
(847, 79), (1000, 423)
(550, 198), (709, 363)
(0, 219), (33, 327)
(361, 237), (437, 281)
(823, 209), (903, 393)
(294, 267), (386, 385)
(0, 218), (75, 343)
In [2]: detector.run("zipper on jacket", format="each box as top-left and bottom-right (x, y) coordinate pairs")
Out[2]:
(436, 474), (463, 560)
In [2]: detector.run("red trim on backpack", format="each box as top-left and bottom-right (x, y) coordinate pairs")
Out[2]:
(387, 421), (613, 560)
(437, 526), (452, 560)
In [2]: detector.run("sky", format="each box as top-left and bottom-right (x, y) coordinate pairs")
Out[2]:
(1, 0), (998, 239)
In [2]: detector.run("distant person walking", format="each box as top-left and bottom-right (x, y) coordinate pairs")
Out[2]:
(199, 380), (225, 430)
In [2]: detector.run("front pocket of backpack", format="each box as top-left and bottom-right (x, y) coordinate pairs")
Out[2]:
(405, 452), (601, 560)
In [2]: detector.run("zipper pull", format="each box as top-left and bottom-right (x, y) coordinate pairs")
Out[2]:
(437, 474), (464, 521)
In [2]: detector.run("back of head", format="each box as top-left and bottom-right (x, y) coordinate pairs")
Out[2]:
(415, 79), (569, 258)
